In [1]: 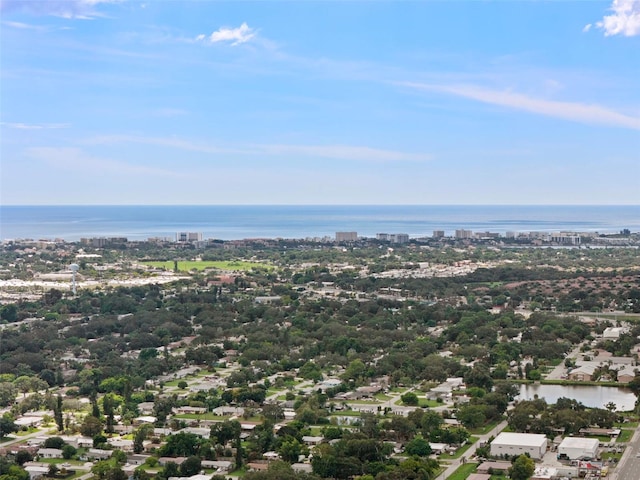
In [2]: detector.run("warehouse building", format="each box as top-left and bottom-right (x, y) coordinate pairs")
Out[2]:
(490, 432), (548, 460)
(557, 437), (599, 460)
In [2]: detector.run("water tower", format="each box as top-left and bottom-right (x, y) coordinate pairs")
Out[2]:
(69, 263), (79, 295)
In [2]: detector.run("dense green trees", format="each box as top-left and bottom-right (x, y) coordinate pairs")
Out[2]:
(0, 415), (17, 438)
(510, 454), (535, 480)
(507, 397), (616, 435)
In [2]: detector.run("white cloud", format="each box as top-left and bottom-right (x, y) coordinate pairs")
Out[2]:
(0, 0), (121, 19)
(2, 20), (45, 30)
(401, 82), (640, 130)
(1, 122), (70, 130)
(85, 134), (429, 163)
(25, 147), (181, 177)
(86, 134), (246, 155)
(196, 22), (256, 46)
(259, 144), (430, 163)
(582, 23), (592, 33)
(593, 0), (640, 36)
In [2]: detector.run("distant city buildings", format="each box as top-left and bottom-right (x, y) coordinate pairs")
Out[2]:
(80, 237), (128, 247)
(455, 229), (473, 239)
(6, 227), (636, 248)
(376, 233), (409, 244)
(549, 233), (581, 245)
(176, 232), (203, 243)
(335, 231), (358, 242)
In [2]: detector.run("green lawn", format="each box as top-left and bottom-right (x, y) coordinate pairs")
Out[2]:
(601, 451), (623, 462)
(447, 463), (479, 480)
(330, 410), (362, 417)
(143, 260), (273, 272)
(469, 418), (504, 435)
(172, 413), (227, 421)
(617, 429), (633, 442)
(439, 437), (478, 460)
(418, 398), (442, 408)
(615, 421), (639, 428)
(374, 392), (393, 401)
(37, 459), (87, 466)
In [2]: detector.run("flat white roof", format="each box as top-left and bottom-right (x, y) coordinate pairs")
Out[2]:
(558, 437), (599, 449)
(492, 432), (547, 448)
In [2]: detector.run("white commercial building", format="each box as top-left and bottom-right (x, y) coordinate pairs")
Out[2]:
(603, 327), (625, 340)
(490, 432), (548, 460)
(557, 437), (599, 460)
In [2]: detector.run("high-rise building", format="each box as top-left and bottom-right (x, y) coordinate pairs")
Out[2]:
(336, 232), (358, 242)
(455, 229), (473, 239)
(390, 233), (409, 244)
(176, 232), (203, 242)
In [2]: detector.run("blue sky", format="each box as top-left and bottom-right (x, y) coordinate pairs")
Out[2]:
(1, 0), (639, 205)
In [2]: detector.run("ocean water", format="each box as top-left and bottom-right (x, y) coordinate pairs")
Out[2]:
(0, 205), (639, 241)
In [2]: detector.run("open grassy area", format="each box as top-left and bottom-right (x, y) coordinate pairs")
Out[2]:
(143, 260), (273, 272)
(447, 462), (479, 480)
(172, 413), (228, 421)
(38, 459), (87, 466)
(439, 436), (478, 460)
(469, 418), (504, 435)
(374, 392), (393, 401)
(418, 398), (442, 408)
(330, 410), (362, 417)
(615, 421), (639, 428)
(601, 451), (623, 462)
(616, 429), (633, 442)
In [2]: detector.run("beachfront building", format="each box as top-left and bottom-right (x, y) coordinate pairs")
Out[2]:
(490, 432), (548, 460)
(336, 232), (358, 242)
(176, 232), (203, 242)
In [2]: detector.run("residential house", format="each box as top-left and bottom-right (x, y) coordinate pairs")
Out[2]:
(36, 448), (63, 459)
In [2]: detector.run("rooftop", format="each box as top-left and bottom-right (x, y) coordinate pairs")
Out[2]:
(492, 432), (547, 447)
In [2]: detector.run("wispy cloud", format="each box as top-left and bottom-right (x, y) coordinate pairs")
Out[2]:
(590, 0), (640, 37)
(195, 22), (256, 46)
(85, 134), (429, 163)
(2, 20), (46, 30)
(85, 134), (247, 155)
(0, 0), (121, 19)
(259, 144), (430, 163)
(1, 122), (70, 130)
(400, 82), (640, 131)
(25, 147), (181, 177)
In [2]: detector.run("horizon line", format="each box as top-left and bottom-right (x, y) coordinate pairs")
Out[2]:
(2, 204), (639, 208)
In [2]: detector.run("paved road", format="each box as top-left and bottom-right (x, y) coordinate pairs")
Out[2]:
(437, 420), (508, 480)
(611, 424), (640, 480)
(546, 341), (586, 380)
(0, 428), (48, 447)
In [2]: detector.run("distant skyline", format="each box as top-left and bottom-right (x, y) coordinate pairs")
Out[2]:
(1, 0), (639, 205)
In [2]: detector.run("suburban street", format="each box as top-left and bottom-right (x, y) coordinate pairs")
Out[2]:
(437, 420), (508, 480)
(611, 423), (640, 480)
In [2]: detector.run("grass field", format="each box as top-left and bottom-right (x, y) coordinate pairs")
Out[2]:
(469, 418), (504, 435)
(439, 437), (478, 459)
(447, 463), (479, 480)
(617, 429), (633, 442)
(143, 260), (273, 272)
